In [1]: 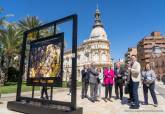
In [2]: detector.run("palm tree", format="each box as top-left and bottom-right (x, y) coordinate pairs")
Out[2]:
(0, 7), (13, 35)
(18, 16), (42, 31)
(0, 7), (6, 55)
(0, 24), (22, 68)
(0, 24), (22, 84)
(0, 7), (14, 62)
(18, 16), (42, 41)
(18, 16), (59, 40)
(0, 7), (5, 30)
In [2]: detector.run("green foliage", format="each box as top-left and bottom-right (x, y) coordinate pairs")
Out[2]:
(0, 24), (22, 68)
(0, 8), (60, 85)
(7, 67), (19, 82)
(18, 16), (42, 32)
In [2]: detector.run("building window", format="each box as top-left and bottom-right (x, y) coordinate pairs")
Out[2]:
(94, 53), (99, 62)
(102, 53), (106, 61)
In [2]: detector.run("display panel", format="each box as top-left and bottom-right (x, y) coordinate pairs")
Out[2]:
(27, 36), (63, 86)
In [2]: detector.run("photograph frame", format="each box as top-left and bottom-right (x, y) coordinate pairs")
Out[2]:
(26, 33), (64, 87)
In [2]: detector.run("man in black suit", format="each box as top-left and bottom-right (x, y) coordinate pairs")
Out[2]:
(81, 65), (89, 99)
(114, 64), (125, 100)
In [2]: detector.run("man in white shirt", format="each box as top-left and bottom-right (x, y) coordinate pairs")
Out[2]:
(128, 55), (141, 109)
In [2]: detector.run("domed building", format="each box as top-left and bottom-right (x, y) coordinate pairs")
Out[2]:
(63, 7), (111, 81)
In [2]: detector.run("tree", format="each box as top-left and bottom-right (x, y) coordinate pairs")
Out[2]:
(0, 7), (6, 55)
(0, 24), (22, 68)
(0, 7), (13, 36)
(0, 7), (5, 33)
(18, 16), (42, 31)
(0, 7), (9, 85)
(18, 16), (59, 40)
(18, 16), (42, 41)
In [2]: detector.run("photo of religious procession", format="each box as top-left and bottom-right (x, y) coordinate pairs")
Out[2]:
(28, 38), (62, 79)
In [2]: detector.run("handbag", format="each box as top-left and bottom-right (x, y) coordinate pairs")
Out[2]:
(144, 71), (155, 85)
(97, 78), (100, 84)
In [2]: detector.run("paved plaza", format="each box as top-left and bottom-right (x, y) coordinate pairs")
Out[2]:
(0, 82), (165, 114)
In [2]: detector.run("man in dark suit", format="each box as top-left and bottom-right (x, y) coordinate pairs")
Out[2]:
(114, 64), (125, 100)
(81, 65), (89, 99)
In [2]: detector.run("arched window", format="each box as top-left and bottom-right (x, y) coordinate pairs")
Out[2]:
(102, 53), (106, 61)
(94, 53), (99, 62)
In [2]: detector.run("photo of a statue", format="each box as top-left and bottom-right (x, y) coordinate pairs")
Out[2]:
(27, 37), (63, 85)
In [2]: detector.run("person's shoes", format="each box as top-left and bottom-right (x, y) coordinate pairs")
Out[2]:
(84, 95), (88, 98)
(131, 102), (135, 106)
(108, 98), (113, 102)
(153, 104), (158, 107)
(115, 96), (119, 100)
(142, 102), (148, 105)
(127, 98), (132, 103)
(103, 98), (107, 102)
(67, 93), (71, 96)
(120, 97), (123, 100)
(40, 96), (44, 99)
(129, 106), (140, 109)
(90, 99), (95, 103)
(81, 95), (84, 98)
(95, 99), (100, 102)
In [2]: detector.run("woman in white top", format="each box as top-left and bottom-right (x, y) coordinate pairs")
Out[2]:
(97, 68), (103, 98)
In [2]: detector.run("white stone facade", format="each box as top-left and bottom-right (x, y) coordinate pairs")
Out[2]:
(63, 7), (111, 81)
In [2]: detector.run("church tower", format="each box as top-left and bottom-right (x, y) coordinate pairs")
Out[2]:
(90, 6), (107, 40)
(83, 6), (111, 67)
(63, 6), (112, 81)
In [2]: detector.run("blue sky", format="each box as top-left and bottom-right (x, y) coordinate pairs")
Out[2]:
(1, 0), (165, 61)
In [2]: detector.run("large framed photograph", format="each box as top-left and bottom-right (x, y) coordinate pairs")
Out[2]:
(26, 34), (64, 87)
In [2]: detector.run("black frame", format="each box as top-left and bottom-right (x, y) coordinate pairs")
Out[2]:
(26, 34), (64, 87)
(16, 14), (78, 110)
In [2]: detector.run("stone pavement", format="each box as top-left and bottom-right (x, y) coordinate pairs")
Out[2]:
(155, 81), (165, 98)
(0, 82), (165, 114)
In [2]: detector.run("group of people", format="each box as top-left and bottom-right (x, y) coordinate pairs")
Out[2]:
(81, 55), (158, 109)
